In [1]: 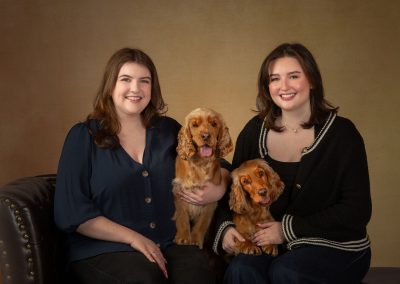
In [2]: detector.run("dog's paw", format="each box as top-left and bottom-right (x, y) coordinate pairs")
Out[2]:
(261, 245), (278, 256)
(242, 245), (262, 255)
(190, 240), (204, 249)
(235, 241), (262, 255)
(174, 237), (192, 246)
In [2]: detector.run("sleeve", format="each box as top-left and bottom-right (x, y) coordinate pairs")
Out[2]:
(220, 158), (233, 171)
(232, 116), (262, 168)
(282, 121), (372, 243)
(54, 123), (102, 233)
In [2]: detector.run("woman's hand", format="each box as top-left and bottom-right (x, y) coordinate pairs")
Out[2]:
(222, 227), (245, 254)
(177, 168), (230, 205)
(77, 216), (168, 278)
(130, 234), (168, 279)
(251, 221), (285, 246)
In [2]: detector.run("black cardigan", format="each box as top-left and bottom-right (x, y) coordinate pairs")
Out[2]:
(212, 112), (371, 254)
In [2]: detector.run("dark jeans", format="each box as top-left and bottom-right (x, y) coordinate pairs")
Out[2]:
(70, 245), (215, 284)
(224, 246), (371, 284)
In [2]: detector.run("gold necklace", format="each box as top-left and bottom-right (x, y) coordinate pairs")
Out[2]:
(283, 124), (301, 133)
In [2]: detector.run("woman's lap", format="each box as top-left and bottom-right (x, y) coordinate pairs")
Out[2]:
(164, 245), (216, 284)
(70, 251), (166, 284)
(224, 246), (371, 284)
(70, 245), (215, 284)
(269, 246), (371, 284)
(224, 253), (274, 284)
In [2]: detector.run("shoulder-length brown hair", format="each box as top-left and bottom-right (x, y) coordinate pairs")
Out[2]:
(256, 43), (337, 131)
(86, 48), (167, 148)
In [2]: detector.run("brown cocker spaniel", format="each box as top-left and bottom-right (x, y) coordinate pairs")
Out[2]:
(229, 159), (284, 256)
(172, 107), (233, 248)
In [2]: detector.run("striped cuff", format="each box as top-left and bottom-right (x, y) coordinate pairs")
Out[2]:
(282, 214), (296, 242)
(212, 221), (235, 255)
(287, 236), (371, 252)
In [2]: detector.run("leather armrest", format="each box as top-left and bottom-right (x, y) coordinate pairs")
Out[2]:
(0, 175), (67, 284)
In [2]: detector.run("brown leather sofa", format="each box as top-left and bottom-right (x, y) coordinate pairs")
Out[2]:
(0, 175), (227, 284)
(1, 175), (398, 284)
(0, 175), (70, 284)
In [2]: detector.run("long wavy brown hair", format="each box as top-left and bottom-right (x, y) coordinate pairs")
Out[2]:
(256, 43), (338, 131)
(86, 48), (167, 148)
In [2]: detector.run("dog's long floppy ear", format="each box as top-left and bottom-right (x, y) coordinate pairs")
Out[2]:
(264, 163), (285, 201)
(176, 122), (196, 160)
(229, 172), (251, 214)
(217, 115), (233, 158)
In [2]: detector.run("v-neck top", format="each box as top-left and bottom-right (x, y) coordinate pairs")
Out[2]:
(54, 117), (181, 263)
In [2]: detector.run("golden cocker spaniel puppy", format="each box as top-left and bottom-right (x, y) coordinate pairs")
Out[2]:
(229, 159), (284, 256)
(173, 107), (233, 248)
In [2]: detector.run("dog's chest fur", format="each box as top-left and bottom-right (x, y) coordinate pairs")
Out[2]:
(234, 206), (274, 238)
(174, 156), (221, 188)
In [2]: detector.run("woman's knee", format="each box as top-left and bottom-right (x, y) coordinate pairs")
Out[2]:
(224, 254), (271, 284)
(268, 259), (294, 283)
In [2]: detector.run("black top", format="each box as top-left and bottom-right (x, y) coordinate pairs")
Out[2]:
(266, 155), (299, 221)
(54, 116), (181, 262)
(212, 112), (371, 254)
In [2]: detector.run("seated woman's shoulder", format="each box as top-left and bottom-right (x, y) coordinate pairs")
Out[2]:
(152, 115), (181, 130)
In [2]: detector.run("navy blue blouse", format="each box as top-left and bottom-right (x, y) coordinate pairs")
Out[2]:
(54, 116), (181, 262)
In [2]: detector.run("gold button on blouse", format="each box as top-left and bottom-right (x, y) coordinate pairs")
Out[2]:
(295, 183), (302, 189)
(149, 222), (156, 229)
(142, 170), (149, 177)
(145, 197), (152, 204)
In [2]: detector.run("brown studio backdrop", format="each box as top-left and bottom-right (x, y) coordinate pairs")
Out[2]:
(0, 0), (399, 274)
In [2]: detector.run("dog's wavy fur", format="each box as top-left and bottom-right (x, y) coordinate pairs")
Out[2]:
(173, 107), (233, 248)
(230, 159), (284, 256)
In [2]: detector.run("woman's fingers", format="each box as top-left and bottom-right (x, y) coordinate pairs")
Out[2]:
(178, 188), (202, 204)
(222, 227), (245, 253)
(252, 222), (284, 245)
(150, 250), (168, 279)
(130, 236), (168, 279)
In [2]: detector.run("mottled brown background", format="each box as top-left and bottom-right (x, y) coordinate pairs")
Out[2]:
(1, 0), (399, 273)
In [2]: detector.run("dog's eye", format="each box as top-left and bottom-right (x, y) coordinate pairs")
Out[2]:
(258, 170), (264, 177)
(191, 122), (199, 128)
(211, 121), (218, 127)
(241, 178), (250, 185)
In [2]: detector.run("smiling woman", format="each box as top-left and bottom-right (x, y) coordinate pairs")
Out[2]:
(112, 62), (152, 119)
(53, 48), (225, 284)
(87, 48), (166, 149)
(212, 43), (372, 284)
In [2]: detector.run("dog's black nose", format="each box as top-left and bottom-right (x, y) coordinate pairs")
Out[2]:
(258, 189), (267, 196)
(201, 132), (210, 141)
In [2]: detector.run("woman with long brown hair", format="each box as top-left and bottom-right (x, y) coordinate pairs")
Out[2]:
(213, 43), (371, 283)
(54, 48), (228, 284)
